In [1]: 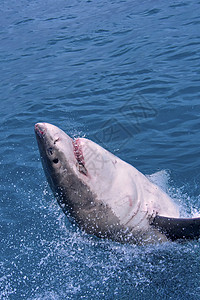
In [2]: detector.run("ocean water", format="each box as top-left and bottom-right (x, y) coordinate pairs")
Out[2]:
(1, 0), (200, 299)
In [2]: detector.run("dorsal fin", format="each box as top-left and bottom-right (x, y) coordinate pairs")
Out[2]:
(151, 215), (200, 241)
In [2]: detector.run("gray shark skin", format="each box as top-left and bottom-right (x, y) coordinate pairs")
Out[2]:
(35, 123), (200, 244)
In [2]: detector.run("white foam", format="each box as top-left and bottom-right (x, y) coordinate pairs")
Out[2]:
(148, 170), (200, 218)
(147, 170), (170, 193)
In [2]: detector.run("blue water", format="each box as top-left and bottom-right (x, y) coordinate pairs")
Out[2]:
(1, 0), (200, 299)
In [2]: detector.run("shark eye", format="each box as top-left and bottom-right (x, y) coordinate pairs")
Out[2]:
(47, 148), (54, 156)
(53, 158), (59, 164)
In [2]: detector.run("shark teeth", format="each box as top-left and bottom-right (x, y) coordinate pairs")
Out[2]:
(72, 139), (88, 176)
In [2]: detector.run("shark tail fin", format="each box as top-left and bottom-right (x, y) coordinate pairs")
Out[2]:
(151, 215), (200, 241)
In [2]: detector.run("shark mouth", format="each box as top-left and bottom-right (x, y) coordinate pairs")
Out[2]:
(72, 139), (88, 176)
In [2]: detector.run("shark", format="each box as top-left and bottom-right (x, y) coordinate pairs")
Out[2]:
(35, 122), (200, 244)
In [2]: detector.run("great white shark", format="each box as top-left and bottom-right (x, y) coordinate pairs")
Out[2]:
(35, 122), (200, 244)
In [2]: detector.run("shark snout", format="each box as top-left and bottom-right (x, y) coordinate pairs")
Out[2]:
(35, 123), (47, 138)
(35, 123), (63, 143)
(35, 122), (75, 162)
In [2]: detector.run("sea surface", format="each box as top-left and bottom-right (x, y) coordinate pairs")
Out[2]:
(1, 0), (200, 299)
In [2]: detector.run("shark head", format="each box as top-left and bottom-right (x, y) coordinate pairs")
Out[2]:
(35, 122), (179, 243)
(35, 122), (129, 240)
(35, 122), (129, 201)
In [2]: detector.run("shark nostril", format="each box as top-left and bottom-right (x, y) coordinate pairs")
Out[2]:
(54, 138), (60, 144)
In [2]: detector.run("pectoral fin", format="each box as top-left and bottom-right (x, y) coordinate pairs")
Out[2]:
(151, 215), (200, 241)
